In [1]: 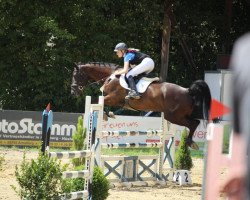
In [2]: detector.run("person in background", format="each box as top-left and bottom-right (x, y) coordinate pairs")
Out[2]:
(113, 42), (155, 100)
(221, 33), (250, 200)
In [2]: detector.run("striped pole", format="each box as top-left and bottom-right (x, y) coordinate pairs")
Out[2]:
(49, 150), (91, 159)
(101, 130), (163, 137)
(101, 142), (163, 148)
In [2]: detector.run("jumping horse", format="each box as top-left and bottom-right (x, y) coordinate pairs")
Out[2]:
(71, 62), (211, 150)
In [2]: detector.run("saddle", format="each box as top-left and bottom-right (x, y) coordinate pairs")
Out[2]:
(120, 74), (159, 93)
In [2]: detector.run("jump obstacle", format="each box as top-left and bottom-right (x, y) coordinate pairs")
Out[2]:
(41, 95), (181, 196)
(84, 96), (176, 187)
(41, 101), (102, 200)
(41, 96), (248, 198)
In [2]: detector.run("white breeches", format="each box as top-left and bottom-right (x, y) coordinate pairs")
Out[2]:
(126, 57), (155, 78)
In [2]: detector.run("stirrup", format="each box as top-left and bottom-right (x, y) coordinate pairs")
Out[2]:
(125, 90), (141, 100)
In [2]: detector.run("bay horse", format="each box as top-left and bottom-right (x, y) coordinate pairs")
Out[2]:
(71, 62), (211, 150)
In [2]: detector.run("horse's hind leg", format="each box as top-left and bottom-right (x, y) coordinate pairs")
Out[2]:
(185, 118), (200, 150)
(163, 112), (200, 150)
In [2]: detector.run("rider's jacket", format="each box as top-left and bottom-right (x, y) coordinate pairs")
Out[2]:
(124, 50), (149, 66)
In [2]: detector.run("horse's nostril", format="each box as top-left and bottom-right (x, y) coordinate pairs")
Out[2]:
(78, 86), (83, 90)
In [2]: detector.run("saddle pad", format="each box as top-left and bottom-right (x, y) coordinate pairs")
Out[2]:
(119, 74), (159, 93)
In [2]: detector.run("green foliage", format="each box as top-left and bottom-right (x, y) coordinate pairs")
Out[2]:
(92, 166), (110, 200)
(61, 166), (86, 196)
(14, 152), (68, 200)
(0, 155), (4, 171)
(222, 124), (232, 154)
(174, 128), (193, 170)
(71, 116), (86, 166)
(102, 148), (158, 156)
(0, 0), (249, 111)
(65, 166), (110, 200)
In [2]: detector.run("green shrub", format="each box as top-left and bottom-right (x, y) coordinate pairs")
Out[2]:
(92, 166), (110, 200)
(222, 124), (231, 154)
(0, 155), (4, 171)
(14, 153), (68, 200)
(174, 128), (193, 170)
(63, 165), (86, 193)
(66, 166), (110, 200)
(71, 116), (86, 167)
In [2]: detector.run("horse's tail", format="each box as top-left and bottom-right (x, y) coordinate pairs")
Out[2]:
(188, 80), (211, 120)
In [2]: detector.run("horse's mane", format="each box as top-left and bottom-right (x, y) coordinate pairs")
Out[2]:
(79, 62), (121, 70)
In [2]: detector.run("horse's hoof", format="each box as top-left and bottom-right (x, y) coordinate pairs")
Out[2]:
(186, 138), (199, 150)
(108, 111), (115, 119)
(190, 142), (199, 150)
(103, 113), (108, 121)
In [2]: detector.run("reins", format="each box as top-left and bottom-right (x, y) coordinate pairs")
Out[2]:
(75, 62), (119, 91)
(78, 69), (111, 90)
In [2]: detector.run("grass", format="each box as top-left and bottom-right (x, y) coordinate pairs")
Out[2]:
(0, 145), (205, 158)
(102, 148), (159, 156)
(0, 155), (4, 171)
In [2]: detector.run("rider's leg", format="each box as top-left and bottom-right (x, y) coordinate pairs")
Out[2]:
(125, 58), (154, 100)
(125, 75), (141, 99)
(126, 57), (154, 77)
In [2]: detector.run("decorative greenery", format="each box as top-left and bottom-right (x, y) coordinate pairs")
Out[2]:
(14, 152), (68, 200)
(222, 124), (232, 154)
(0, 155), (4, 171)
(91, 166), (110, 200)
(71, 116), (86, 167)
(174, 128), (193, 170)
(65, 166), (110, 200)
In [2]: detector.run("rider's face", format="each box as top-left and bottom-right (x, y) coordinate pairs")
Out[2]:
(116, 50), (124, 58)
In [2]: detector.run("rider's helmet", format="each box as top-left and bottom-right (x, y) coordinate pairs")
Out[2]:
(114, 42), (128, 52)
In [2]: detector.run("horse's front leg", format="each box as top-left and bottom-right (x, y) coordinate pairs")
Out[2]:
(103, 107), (115, 121)
(103, 94), (114, 106)
(104, 94), (124, 107)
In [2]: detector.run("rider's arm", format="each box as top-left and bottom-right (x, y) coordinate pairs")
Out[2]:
(114, 52), (134, 75)
(114, 61), (129, 75)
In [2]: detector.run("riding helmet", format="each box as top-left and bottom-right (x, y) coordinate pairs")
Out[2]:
(114, 42), (128, 52)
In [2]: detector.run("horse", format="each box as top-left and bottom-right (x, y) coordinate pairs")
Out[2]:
(71, 62), (211, 150)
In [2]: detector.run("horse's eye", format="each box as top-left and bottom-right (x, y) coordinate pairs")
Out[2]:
(78, 86), (83, 90)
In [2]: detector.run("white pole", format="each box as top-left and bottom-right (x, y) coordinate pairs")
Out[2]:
(94, 96), (104, 166)
(84, 96), (91, 129)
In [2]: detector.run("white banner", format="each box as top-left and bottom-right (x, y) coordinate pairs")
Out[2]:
(101, 116), (212, 144)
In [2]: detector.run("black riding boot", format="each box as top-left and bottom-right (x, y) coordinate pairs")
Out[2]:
(125, 76), (141, 100)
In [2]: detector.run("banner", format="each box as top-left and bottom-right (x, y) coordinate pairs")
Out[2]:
(0, 110), (81, 147)
(0, 110), (231, 148)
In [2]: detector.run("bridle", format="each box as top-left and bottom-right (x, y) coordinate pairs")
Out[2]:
(76, 69), (111, 91)
(74, 62), (119, 91)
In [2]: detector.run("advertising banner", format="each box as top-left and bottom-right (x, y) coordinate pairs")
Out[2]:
(0, 110), (82, 147)
(1, 110), (231, 149)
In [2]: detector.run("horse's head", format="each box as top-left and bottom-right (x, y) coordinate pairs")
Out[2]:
(71, 64), (89, 97)
(71, 62), (122, 97)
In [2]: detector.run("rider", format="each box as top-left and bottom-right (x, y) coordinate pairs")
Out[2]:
(114, 42), (155, 100)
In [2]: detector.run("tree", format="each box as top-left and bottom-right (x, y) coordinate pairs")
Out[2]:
(0, 0), (249, 111)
